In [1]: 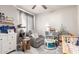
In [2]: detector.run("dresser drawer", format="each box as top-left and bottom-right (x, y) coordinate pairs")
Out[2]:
(8, 41), (16, 52)
(8, 35), (14, 40)
(2, 43), (9, 54)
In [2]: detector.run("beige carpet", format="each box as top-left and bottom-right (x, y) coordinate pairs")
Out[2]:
(10, 45), (62, 54)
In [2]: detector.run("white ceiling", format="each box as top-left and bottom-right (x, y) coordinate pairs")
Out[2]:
(16, 5), (74, 14)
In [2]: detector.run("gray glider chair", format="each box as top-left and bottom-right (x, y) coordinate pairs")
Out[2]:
(30, 33), (44, 48)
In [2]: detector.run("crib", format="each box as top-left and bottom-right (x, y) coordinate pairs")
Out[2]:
(60, 35), (79, 54)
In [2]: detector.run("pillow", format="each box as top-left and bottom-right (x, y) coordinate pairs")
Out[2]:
(31, 33), (38, 39)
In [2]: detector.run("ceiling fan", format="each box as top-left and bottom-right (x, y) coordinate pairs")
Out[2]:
(32, 5), (47, 9)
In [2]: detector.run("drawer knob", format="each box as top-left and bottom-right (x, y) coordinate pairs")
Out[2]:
(12, 37), (13, 38)
(9, 42), (11, 44)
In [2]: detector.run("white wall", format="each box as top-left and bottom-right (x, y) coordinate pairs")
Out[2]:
(35, 6), (77, 35)
(77, 6), (79, 35)
(0, 5), (77, 35)
(0, 5), (19, 27)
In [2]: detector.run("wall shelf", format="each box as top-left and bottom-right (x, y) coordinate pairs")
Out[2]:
(0, 20), (14, 25)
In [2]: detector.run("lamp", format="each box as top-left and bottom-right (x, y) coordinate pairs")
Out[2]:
(45, 24), (50, 31)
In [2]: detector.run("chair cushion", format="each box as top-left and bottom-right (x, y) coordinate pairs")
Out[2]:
(31, 33), (39, 39)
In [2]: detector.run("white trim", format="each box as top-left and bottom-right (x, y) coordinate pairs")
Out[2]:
(33, 15), (36, 31)
(13, 5), (35, 16)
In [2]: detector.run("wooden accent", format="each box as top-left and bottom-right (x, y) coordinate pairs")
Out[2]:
(20, 39), (30, 52)
(61, 35), (70, 54)
(60, 35), (79, 54)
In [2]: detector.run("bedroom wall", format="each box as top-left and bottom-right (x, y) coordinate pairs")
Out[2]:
(77, 6), (79, 35)
(0, 5), (19, 27)
(0, 5), (78, 35)
(35, 6), (77, 35)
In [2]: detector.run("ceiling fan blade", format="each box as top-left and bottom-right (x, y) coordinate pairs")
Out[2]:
(32, 5), (36, 9)
(42, 5), (47, 9)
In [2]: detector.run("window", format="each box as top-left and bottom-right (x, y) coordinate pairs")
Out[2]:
(19, 10), (34, 32)
(28, 15), (33, 31)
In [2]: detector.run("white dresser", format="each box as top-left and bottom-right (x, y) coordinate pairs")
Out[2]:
(0, 38), (2, 54)
(0, 33), (17, 54)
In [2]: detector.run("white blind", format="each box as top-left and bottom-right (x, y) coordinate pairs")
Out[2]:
(19, 11), (34, 32)
(28, 15), (33, 31)
(20, 12), (28, 32)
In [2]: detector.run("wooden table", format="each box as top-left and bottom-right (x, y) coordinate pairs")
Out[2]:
(20, 37), (30, 52)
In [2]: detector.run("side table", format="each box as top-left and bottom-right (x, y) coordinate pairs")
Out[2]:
(20, 37), (30, 52)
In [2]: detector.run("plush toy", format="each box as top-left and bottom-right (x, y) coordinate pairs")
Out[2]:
(76, 38), (79, 46)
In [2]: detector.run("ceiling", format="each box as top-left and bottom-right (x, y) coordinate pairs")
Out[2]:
(16, 5), (74, 14)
